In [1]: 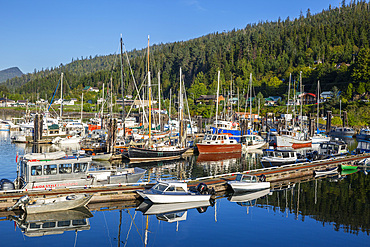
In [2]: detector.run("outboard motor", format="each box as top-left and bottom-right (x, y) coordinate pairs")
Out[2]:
(7, 195), (30, 211)
(0, 179), (15, 191)
(196, 183), (208, 194)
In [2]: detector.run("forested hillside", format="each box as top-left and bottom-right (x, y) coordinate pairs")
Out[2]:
(1, 1), (369, 103)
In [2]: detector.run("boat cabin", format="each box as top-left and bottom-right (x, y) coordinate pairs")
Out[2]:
(235, 174), (258, 183)
(17, 152), (92, 190)
(262, 149), (298, 159)
(319, 141), (348, 156)
(150, 181), (188, 194)
(202, 134), (238, 144)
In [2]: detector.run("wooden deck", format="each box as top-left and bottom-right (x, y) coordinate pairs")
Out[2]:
(0, 153), (368, 212)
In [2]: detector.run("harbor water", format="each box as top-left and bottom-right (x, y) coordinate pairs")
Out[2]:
(0, 131), (368, 246)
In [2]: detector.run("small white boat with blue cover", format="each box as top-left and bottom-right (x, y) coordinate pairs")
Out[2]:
(227, 174), (270, 192)
(136, 181), (212, 204)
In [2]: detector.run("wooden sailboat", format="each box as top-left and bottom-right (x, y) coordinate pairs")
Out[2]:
(128, 37), (188, 163)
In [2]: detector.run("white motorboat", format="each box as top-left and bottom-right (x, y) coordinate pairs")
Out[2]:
(227, 174), (270, 192)
(136, 181), (212, 204)
(52, 135), (82, 144)
(136, 200), (211, 215)
(8, 194), (93, 214)
(241, 134), (266, 151)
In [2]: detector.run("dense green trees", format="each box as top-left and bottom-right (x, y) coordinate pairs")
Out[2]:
(1, 1), (369, 123)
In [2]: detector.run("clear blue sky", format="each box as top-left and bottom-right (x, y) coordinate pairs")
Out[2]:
(1, 0), (341, 74)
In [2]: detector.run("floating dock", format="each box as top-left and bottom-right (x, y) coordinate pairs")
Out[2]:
(0, 153), (368, 211)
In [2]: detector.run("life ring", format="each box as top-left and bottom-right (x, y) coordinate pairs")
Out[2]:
(259, 174), (266, 182)
(63, 123), (67, 127)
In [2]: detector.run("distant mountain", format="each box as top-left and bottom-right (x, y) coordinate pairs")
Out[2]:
(0, 67), (23, 83)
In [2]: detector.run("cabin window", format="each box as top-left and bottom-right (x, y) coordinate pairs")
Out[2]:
(43, 222), (56, 228)
(44, 165), (57, 175)
(72, 219), (87, 226)
(341, 145), (346, 150)
(58, 221), (70, 227)
(74, 163), (87, 173)
(282, 152), (290, 158)
(242, 176), (252, 182)
(205, 135), (212, 141)
(59, 164), (72, 174)
(175, 187), (185, 192)
(31, 165), (42, 176)
(236, 174), (243, 181)
(252, 176), (257, 182)
(29, 223), (41, 229)
(217, 136), (221, 140)
(153, 183), (167, 192)
(167, 186), (175, 192)
(212, 136), (217, 140)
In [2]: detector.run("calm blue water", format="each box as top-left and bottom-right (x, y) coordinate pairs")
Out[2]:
(0, 131), (368, 246)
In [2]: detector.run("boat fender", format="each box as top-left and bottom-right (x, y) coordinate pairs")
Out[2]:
(196, 183), (208, 194)
(259, 174), (266, 182)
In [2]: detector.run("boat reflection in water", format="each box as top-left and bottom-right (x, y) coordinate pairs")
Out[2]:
(8, 206), (93, 237)
(228, 188), (271, 209)
(136, 200), (212, 223)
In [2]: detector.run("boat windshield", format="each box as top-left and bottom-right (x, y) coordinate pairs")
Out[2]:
(152, 183), (168, 192)
(204, 135), (212, 141)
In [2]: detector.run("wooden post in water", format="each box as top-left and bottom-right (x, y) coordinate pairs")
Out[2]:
(326, 111), (332, 134)
(343, 111), (348, 127)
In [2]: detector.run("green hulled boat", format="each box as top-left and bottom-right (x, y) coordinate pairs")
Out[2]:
(340, 164), (358, 170)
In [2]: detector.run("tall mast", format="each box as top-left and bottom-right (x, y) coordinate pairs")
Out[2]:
(60, 72), (63, 118)
(317, 80), (320, 134)
(81, 93), (83, 123)
(215, 71), (220, 130)
(286, 73), (291, 129)
(249, 73), (252, 129)
(179, 68), (183, 146)
(120, 35), (126, 137)
(300, 71), (303, 131)
(147, 36), (151, 140)
(158, 71), (161, 131)
(230, 75), (233, 120)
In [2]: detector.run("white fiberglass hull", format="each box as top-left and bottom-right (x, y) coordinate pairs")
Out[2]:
(242, 142), (266, 151)
(228, 181), (270, 192)
(137, 191), (211, 204)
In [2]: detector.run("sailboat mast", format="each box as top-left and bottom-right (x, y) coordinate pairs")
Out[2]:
(60, 72), (63, 118)
(286, 73), (291, 129)
(215, 71), (220, 130)
(300, 71), (303, 131)
(249, 73), (252, 129)
(158, 71), (161, 131)
(148, 36), (151, 140)
(120, 35), (126, 137)
(81, 93), (83, 123)
(317, 80), (320, 134)
(179, 68), (183, 146)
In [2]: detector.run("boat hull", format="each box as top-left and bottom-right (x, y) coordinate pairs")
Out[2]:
(25, 194), (93, 214)
(196, 143), (242, 154)
(137, 191), (211, 204)
(128, 147), (189, 163)
(274, 135), (311, 149)
(228, 181), (270, 192)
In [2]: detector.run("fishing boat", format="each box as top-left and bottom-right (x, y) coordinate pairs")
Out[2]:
(227, 173), (270, 192)
(329, 126), (355, 138)
(314, 166), (339, 177)
(271, 129), (312, 149)
(356, 128), (370, 141)
(210, 120), (241, 142)
(354, 140), (370, 154)
(241, 134), (266, 151)
(91, 152), (113, 161)
(196, 152), (242, 163)
(307, 140), (348, 160)
(12, 151), (146, 190)
(196, 133), (242, 154)
(136, 180), (213, 204)
(8, 194), (93, 214)
(260, 149), (307, 167)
